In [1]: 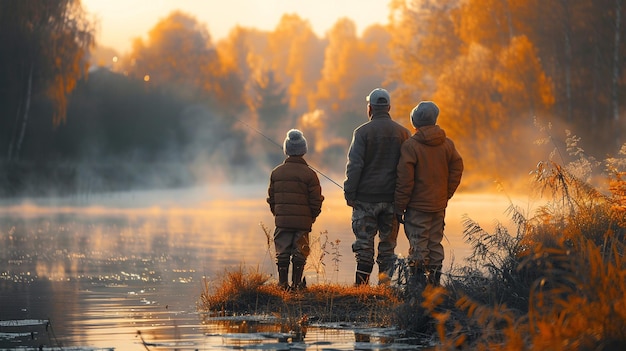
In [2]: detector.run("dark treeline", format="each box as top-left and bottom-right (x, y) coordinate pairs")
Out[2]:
(1, 0), (626, 196)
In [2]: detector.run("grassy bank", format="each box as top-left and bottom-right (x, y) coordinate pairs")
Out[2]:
(199, 139), (626, 349)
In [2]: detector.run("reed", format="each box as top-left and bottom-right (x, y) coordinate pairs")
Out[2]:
(424, 136), (626, 350)
(199, 264), (277, 315)
(306, 230), (329, 283)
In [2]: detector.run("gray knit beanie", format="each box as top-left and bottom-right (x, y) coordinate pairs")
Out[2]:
(283, 129), (308, 156)
(410, 101), (439, 128)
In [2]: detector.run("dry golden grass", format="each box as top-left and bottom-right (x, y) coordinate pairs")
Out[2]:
(199, 267), (401, 326)
(428, 237), (626, 351)
(427, 151), (626, 350)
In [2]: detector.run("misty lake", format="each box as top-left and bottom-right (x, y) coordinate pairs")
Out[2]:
(0, 183), (522, 350)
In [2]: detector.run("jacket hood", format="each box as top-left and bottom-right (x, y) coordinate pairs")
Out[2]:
(413, 125), (446, 146)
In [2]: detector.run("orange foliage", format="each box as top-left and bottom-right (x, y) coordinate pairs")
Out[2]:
(313, 18), (389, 115)
(388, 0), (461, 117)
(609, 171), (626, 227)
(455, 0), (513, 50)
(123, 11), (218, 99)
(494, 35), (554, 113)
(45, 0), (93, 126)
(268, 14), (324, 112)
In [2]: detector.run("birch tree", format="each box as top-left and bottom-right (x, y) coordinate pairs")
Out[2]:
(0, 0), (93, 161)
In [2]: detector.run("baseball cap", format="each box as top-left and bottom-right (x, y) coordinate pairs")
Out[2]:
(366, 88), (390, 106)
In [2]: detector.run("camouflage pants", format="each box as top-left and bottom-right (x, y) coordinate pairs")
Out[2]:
(404, 208), (446, 266)
(351, 200), (399, 273)
(274, 227), (310, 267)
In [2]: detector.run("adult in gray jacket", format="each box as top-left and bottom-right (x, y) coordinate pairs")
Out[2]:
(344, 88), (410, 285)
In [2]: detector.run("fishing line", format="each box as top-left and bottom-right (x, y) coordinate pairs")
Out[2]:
(234, 117), (344, 190)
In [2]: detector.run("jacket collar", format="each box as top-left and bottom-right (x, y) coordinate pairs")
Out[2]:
(285, 155), (307, 165)
(369, 111), (391, 120)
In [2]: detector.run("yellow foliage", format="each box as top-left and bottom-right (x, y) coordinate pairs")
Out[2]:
(123, 11), (218, 99)
(609, 172), (626, 226)
(456, 0), (513, 50)
(268, 14), (324, 112)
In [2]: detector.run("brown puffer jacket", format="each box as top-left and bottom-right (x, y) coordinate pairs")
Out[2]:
(267, 156), (324, 231)
(395, 125), (463, 213)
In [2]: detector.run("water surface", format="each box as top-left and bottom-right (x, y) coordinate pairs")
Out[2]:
(0, 184), (519, 349)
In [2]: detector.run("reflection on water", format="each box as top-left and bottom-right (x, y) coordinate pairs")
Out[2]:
(0, 184), (519, 349)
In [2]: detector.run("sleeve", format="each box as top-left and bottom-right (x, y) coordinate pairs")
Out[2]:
(308, 171), (324, 220)
(394, 140), (416, 214)
(344, 130), (365, 202)
(447, 140), (464, 199)
(267, 173), (276, 215)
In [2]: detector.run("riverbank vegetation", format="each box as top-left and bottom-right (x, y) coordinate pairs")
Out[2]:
(199, 266), (400, 325)
(199, 140), (626, 349)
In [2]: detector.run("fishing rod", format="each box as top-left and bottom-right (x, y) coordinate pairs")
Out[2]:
(234, 117), (344, 190)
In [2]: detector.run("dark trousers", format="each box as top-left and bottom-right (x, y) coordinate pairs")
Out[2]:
(273, 227), (310, 267)
(404, 208), (445, 266)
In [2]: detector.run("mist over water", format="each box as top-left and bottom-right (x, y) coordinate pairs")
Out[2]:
(0, 182), (525, 349)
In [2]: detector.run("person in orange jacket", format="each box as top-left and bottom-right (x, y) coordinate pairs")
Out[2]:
(394, 101), (463, 288)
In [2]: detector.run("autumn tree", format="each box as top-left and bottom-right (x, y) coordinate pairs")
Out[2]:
(121, 11), (219, 100)
(387, 0), (462, 121)
(216, 25), (293, 169)
(456, 0), (515, 50)
(249, 70), (291, 167)
(509, 0), (625, 151)
(432, 44), (503, 179)
(120, 10), (249, 131)
(217, 15), (324, 116)
(215, 26), (266, 114)
(493, 36), (554, 120)
(312, 18), (392, 140)
(252, 70), (290, 136)
(266, 14), (325, 113)
(217, 26), (265, 83)
(0, 0), (94, 161)
(433, 37), (554, 183)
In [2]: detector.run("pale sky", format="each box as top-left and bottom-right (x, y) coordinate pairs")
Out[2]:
(82, 0), (391, 53)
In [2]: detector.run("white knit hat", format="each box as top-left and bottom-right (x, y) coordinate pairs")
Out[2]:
(283, 129), (308, 156)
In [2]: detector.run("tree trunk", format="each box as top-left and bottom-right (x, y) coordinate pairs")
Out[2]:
(592, 46), (599, 125)
(561, 0), (573, 123)
(612, 0), (622, 123)
(504, 0), (514, 40)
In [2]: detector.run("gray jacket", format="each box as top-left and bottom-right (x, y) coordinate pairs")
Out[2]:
(344, 111), (410, 203)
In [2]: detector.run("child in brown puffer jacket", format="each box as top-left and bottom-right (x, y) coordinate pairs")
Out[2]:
(267, 129), (324, 290)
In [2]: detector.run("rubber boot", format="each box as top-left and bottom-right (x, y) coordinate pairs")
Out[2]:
(277, 266), (289, 291)
(426, 265), (442, 286)
(355, 271), (370, 285)
(405, 262), (427, 301)
(291, 264), (306, 290)
(355, 263), (372, 286)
